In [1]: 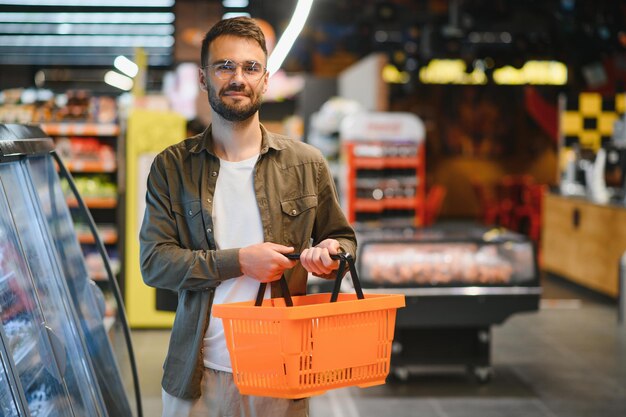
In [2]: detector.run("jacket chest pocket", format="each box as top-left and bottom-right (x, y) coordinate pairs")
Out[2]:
(171, 200), (206, 249)
(280, 195), (317, 248)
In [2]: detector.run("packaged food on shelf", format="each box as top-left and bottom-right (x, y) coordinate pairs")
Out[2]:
(55, 137), (116, 172)
(83, 247), (120, 282)
(0, 88), (118, 124)
(60, 175), (117, 199)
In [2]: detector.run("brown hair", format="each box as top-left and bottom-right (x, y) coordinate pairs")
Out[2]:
(200, 17), (268, 68)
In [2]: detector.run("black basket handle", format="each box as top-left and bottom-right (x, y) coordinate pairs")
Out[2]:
(254, 252), (364, 306)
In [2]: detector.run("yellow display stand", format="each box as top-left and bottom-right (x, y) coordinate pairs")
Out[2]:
(125, 109), (186, 328)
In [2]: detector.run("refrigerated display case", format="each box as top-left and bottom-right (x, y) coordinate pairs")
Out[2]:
(0, 334), (24, 416)
(0, 124), (140, 416)
(354, 226), (541, 382)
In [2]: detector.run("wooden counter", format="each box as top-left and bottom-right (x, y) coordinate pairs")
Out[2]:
(541, 193), (626, 298)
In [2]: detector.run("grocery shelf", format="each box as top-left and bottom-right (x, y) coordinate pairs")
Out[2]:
(40, 123), (120, 137)
(352, 156), (420, 169)
(340, 113), (426, 227)
(77, 232), (117, 245)
(344, 142), (426, 226)
(67, 197), (117, 209)
(65, 160), (116, 173)
(354, 197), (419, 212)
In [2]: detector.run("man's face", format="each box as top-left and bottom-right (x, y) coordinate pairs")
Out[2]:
(201, 35), (268, 122)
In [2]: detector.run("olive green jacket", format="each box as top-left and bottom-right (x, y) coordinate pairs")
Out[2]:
(139, 124), (356, 399)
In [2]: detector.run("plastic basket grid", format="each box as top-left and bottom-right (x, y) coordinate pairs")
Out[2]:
(216, 292), (403, 398)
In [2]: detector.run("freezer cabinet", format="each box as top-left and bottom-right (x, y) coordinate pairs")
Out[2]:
(356, 226), (541, 382)
(0, 124), (136, 416)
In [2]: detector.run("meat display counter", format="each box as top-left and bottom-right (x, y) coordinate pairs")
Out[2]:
(355, 226), (541, 382)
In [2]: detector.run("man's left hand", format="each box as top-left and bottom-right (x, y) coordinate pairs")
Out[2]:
(300, 239), (341, 276)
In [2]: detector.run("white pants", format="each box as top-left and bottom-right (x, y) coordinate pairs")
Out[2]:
(161, 368), (309, 417)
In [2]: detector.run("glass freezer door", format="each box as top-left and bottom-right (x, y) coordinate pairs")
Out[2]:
(0, 161), (108, 417)
(26, 155), (133, 416)
(0, 341), (24, 417)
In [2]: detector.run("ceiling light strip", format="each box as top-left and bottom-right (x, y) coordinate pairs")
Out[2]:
(222, 0), (249, 7)
(1, 12), (175, 24)
(0, 55), (172, 66)
(0, 35), (174, 47)
(0, 0), (174, 6)
(222, 12), (250, 19)
(0, 23), (174, 36)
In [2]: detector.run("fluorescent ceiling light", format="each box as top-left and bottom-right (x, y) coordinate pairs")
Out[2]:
(0, 0), (174, 6)
(114, 55), (139, 78)
(0, 35), (174, 48)
(0, 12), (175, 24)
(104, 71), (133, 91)
(1, 23), (174, 36)
(222, 0), (249, 7)
(267, 0), (314, 76)
(222, 12), (251, 19)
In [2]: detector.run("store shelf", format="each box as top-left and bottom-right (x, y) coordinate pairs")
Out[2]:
(88, 260), (121, 282)
(67, 197), (117, 209)
(354, 197), (419, 212)
(352, 156), (420, 169)
(77, 232), (117, 245)
(40, 123), (120, 137)
(340, 113), (427, 227)
(64, 160), (116, 173)
(345, 143), (426, 225)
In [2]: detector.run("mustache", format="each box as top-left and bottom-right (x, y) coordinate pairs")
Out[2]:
(221, 85), (248, 95)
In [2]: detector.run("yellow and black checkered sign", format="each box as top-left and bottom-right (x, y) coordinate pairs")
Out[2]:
(560, 92), (625, 151)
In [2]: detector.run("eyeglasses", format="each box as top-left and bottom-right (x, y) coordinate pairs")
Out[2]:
(203, 60), (266, 81)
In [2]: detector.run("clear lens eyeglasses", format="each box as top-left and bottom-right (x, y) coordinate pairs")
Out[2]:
(203, 60), (266, 81)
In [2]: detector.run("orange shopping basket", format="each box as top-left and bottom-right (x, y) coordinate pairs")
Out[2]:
(212, 253), (405, 399)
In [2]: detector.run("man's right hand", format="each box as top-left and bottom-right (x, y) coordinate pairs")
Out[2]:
(239, 242), (297, 283)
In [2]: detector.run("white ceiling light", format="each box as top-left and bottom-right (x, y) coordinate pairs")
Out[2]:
(0, 35), (174, 48)
(267, 0), (314, 76)
(1, 12), (175, 24)
(222, 12), (251, 19)
(222, 0), (249, 7)
(1, 23), (174, 36)
(114, 55), (139, 78)
(104, 71), (133, 91)
(0, 0), (174, 6)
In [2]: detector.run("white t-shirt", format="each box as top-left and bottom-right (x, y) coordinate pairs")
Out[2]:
(203, 154), (269, 372)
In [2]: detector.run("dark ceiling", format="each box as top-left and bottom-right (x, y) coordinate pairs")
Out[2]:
(1, 0), (625, 93)
(250, 0), (626, 89)
(248, 0), (626, 88)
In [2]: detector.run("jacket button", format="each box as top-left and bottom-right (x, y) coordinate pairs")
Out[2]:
(207, 228), (212, 233)
(207, 198), (211, 203)
(211, 171), (217, 177)
(290, 209), (297, 215)
(188, 210), (193, 215)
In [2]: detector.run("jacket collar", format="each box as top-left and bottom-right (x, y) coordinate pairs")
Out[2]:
(188, 123), (286, 156)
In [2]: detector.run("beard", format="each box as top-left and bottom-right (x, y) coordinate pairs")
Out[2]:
(208, 83), (263, 122)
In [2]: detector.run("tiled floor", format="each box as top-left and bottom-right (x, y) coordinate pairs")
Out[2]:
(129, 274), (626, 417)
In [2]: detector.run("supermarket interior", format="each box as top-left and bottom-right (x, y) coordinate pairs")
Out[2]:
(0, 0), (626, 416)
